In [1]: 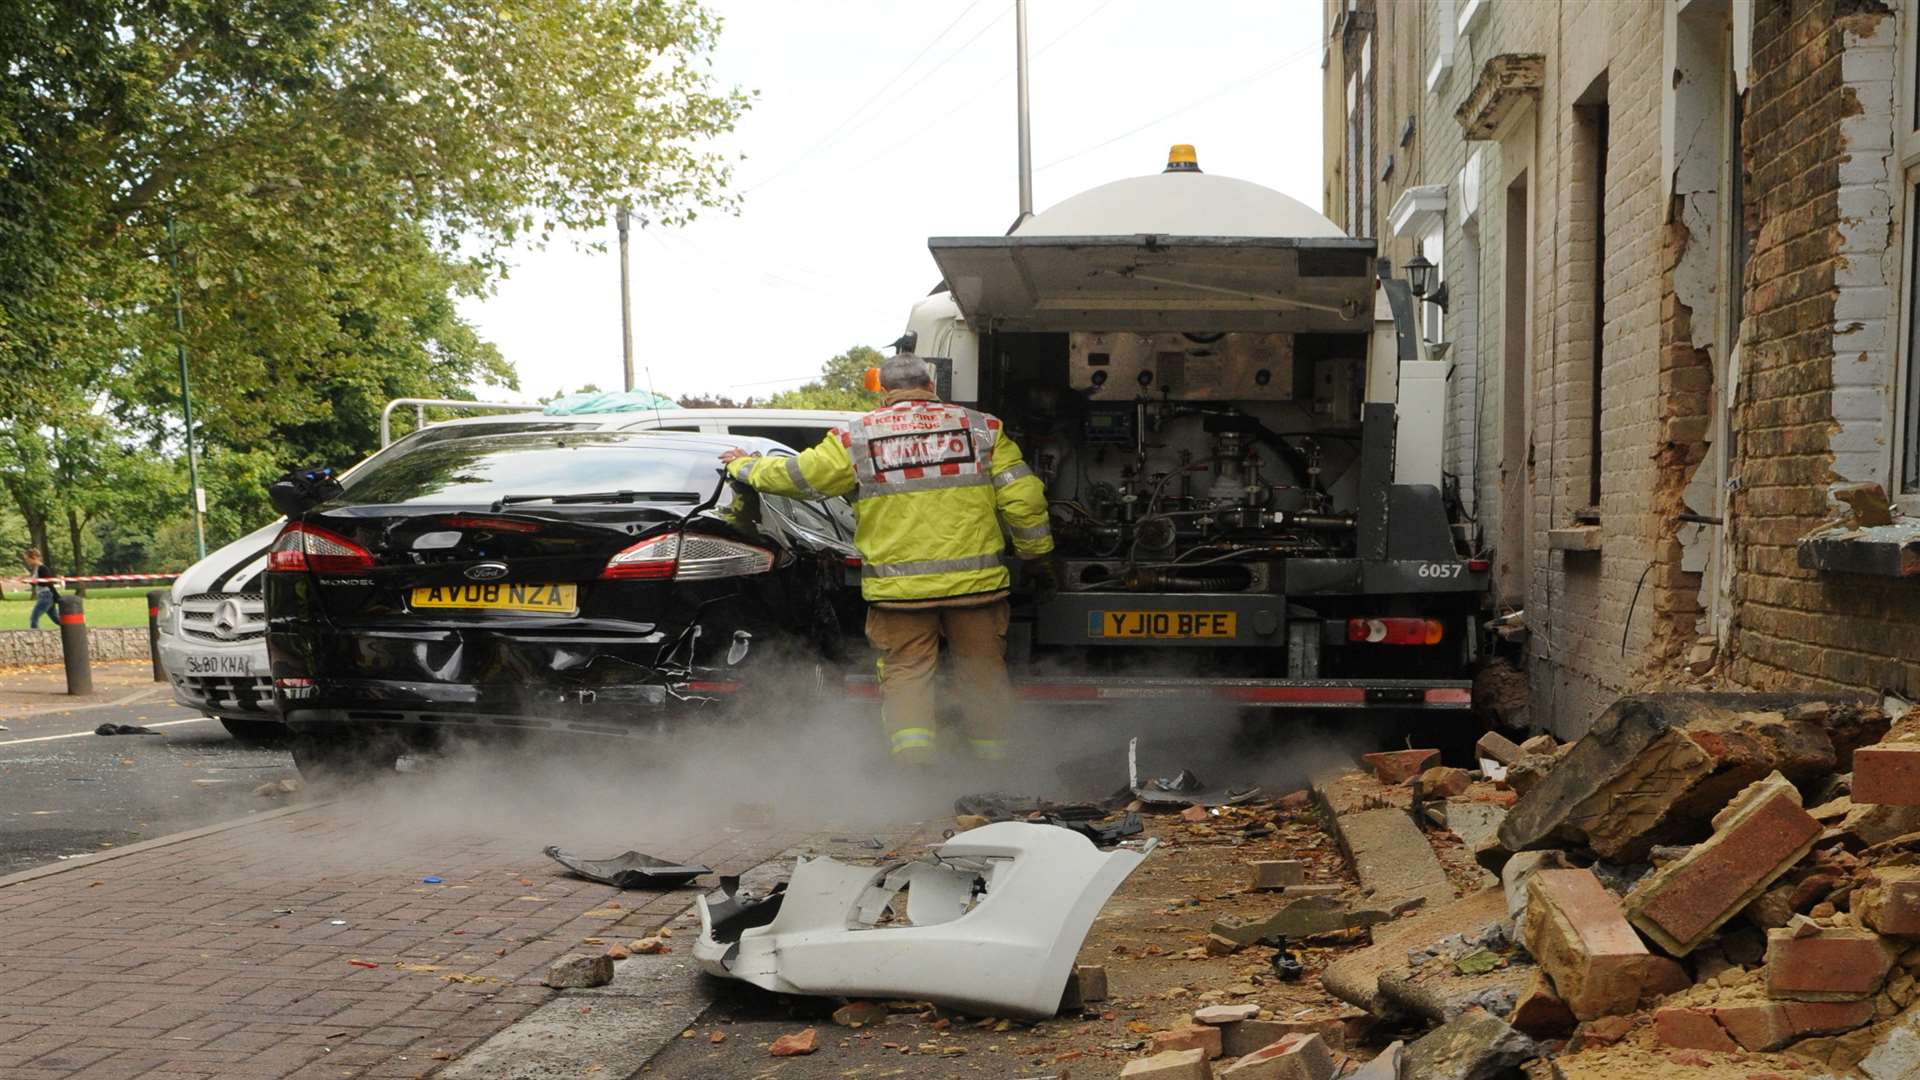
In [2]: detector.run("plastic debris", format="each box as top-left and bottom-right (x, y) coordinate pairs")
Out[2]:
(94, 723), (158, 736)
(543, 845), (711, 889)
(1128, 738), (1261, 806)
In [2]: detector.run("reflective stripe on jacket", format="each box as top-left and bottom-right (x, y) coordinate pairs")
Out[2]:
(726, 389), (1053, 602)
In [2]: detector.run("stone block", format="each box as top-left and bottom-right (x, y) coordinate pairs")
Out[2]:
(1400, 1007), (1538, 1080)
(1075, 964), (1109, 1003)
(1220, 1019), (1346, 1057)
(1121, 1048), (1213, 1079)
(542, 952), (613, 988)
(1248, 860), (1308, 891)
(1856, 867), (1920, 936)
(1329, 806), (1453, 907)
(1194, 1004), (1260, 1025)
(1764, 926), (1895, 1001)
(1216, 1033), (1334, 1079)
(1854, 742), (1920, 805)
(1362, 748), (1441, 784)
(1625, 771), (1823, 956)
(1519, 869), (1657, 1020)
(1211, 894), (1394, 946)
(1151, 1025), (1224, 1059)
(1518, 735), (1559, 755)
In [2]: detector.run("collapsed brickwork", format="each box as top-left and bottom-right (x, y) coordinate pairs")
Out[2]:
(1329, 0), (1920, 736)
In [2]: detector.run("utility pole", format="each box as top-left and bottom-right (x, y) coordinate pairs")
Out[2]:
(1015, 0), (1033, 220)
(165, 215), (207, 560)
(616, 204), (635, 393)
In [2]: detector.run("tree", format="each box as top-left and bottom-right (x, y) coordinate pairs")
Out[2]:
(762, 346), (884, 411)
(0, 0), (750, 567)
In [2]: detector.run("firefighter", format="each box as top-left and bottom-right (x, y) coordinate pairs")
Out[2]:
(718, 354), (1055, 767)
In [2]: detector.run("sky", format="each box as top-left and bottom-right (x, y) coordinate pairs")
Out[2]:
(456, 0), (1326, 404)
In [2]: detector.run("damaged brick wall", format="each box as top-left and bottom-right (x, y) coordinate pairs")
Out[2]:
(1729, 0), (1920, 697)
(1649, 201), (1714, 672)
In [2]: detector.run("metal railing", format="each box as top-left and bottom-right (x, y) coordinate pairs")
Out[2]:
(380, 398), (544, 447)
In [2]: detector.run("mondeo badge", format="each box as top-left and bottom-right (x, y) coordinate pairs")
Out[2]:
(465, 562), (509, 582)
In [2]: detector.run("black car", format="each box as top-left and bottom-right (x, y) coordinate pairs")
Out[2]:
(263, 429), (864, 776)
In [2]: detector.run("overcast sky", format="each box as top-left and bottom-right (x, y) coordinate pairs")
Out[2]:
(457, 0), (1325, 403)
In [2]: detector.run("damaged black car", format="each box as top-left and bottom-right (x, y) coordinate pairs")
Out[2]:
(263, 429), (864, 776)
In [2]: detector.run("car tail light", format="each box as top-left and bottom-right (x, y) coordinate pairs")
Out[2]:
(268, 522), (374, 574)
(1347, 617), (1445, 645)
(601, 534), (774, 581)
(438, 514), (540, 534)
(1467, 558), (1491, 572)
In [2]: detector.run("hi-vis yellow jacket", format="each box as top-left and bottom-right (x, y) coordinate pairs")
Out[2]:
(726, 389), (1054, 602)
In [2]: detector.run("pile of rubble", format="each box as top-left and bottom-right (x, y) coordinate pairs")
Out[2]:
(1278, 693), (1920, 1080)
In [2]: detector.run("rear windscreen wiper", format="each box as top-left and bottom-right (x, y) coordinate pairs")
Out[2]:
(491, 490), (699, 510)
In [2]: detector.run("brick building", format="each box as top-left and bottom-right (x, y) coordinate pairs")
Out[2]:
(1325, 0), (1920, 736)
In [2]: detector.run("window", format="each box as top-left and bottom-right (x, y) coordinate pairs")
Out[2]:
(728, 424), (836, 452)
(1420, 224), (1445, 343)
(334, 433), (718, 506)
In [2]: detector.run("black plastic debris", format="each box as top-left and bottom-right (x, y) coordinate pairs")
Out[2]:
(543, 845), (711, 889)
(1127, 738), (1261, 806)
(94, 723), (158, 736)
(1271, 948), (1305, 981)
(1052, 811), (1144, 847)
(703, 875), (788, 944)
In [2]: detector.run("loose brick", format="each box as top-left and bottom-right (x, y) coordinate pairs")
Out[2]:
(1476, 731), (1527, 767)
(1247, 860), (1308, 891)
(1625, 771), (1823, 955)
(1707, 999), (1876, 1051)
(1151, 1025), (1224, 1059)
(1856, 867), (1920, 936)
(769, 1028), (818, 1056)
(1361, 749), (1441, 784)
(1519, 869), (1655, 1020)
(1853, 742), (1920, 806)
(1418, 766), (1472, 797)
(1653, 1007), (1738, 1052)
(1763, 927), (1894, 1001)
(1221, 1019), (1345, 1057)
(1506, 970), (1576, 1039)
(1518, 735), (1559, 756)
(1121, 1047), (1212, 1080)
(1216, 1032), (1335, 1079)
(1193, 1004), (1260, 1026)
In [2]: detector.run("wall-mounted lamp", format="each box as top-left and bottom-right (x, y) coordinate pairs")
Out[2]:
(1404, 253), (1449, 312)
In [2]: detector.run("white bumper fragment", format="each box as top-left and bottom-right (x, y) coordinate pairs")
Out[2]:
(692, 821), (1156, 1019)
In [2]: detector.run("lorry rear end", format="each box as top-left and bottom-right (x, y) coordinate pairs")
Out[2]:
(900, 153), (1488, 714)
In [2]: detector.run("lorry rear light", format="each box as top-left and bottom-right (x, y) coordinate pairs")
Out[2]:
(1467, 558), (1490, 572)
(1347, 617), (1444, 645)
(268, 522), (374, 574)
(602, 534), (774, 581)
(1424, 688), (1473, 705)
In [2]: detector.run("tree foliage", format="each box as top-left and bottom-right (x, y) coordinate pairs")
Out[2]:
(761, 346), (884, 411)
(0, 0), (748, 573)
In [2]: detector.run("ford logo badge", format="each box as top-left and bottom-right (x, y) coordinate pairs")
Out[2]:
(465, 562), (509, 582)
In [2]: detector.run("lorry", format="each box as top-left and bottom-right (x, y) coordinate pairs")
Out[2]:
(880, 145), (1487, 714)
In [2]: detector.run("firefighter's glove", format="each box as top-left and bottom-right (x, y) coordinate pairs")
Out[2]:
(1024, 553), (1059, 604)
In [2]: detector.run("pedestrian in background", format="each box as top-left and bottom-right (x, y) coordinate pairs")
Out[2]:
(24, 548), (59, 630)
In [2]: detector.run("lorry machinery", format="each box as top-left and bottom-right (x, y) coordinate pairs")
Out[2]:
(883, 145), (1487, 714)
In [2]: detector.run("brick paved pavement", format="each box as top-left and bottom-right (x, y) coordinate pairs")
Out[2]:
(0, 796), (845, 1079)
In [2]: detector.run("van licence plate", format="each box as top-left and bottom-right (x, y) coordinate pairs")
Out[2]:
(1089, 610), (1238, 639)
(411, 583), (578, 615)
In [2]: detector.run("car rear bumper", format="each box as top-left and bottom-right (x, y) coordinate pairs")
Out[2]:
(279, 675), (747, 739)
(844, 675), (1474, 709)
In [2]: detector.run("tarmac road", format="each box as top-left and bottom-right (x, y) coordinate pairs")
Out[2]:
(0, 693), (300, 876)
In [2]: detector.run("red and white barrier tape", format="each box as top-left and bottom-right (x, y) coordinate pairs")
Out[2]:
(21, 573), (181, 584)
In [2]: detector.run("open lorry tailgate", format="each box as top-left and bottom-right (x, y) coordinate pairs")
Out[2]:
(927, 234), (1377, 334)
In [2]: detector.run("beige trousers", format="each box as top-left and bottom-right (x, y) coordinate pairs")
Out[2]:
(864, 598), (1014, 764)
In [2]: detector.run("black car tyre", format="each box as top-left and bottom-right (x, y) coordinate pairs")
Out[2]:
(220, 718), (289, 747)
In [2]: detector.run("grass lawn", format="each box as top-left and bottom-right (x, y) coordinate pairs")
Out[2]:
(0, 588), (157, 630)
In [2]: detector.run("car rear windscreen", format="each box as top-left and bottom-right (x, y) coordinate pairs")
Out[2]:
(333, 433), (720, 506)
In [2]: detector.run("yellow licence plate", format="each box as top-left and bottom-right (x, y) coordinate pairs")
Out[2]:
(1090, 610), (1238, 639)
(411, 583), (578, 615)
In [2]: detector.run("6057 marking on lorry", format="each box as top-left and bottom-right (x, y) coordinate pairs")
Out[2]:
(1089, 610), (1238, 639)
(1415, 563), (1464, 579)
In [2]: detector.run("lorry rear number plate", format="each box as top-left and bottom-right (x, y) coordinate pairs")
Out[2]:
(1089, 611), (1237, 639)
(411, 583), (577, 615)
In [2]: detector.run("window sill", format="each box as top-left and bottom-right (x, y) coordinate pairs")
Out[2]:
(1797, 519), (1920, 578)
(1548, 526), (1603, 552)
